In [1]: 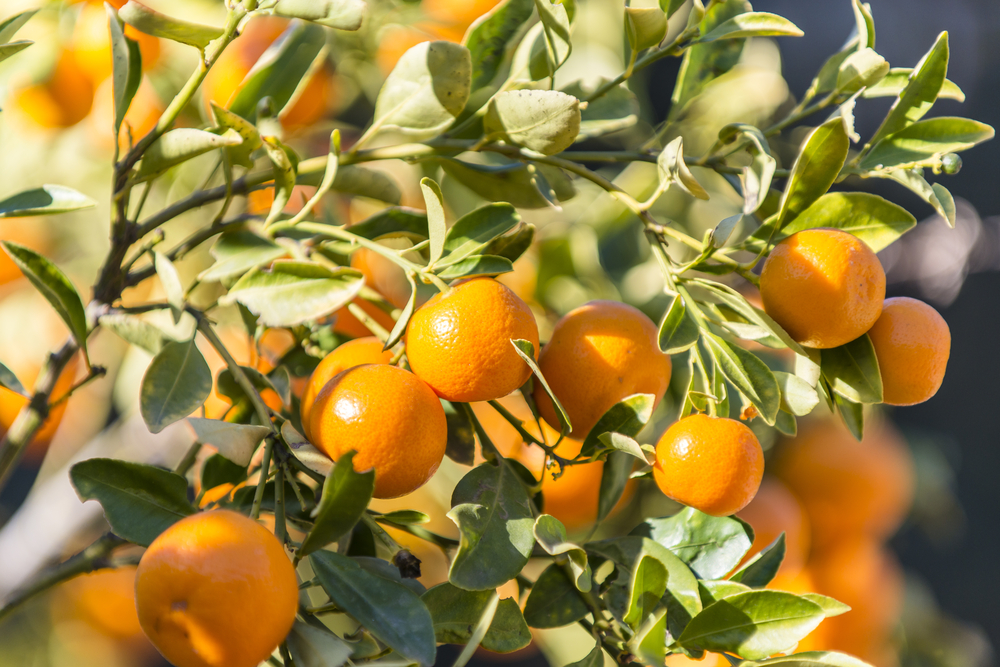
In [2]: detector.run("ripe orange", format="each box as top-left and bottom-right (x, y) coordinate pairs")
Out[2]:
(300, 336), (393, 440)
(135, 510), (298, 667)
(735, 477), (811, 577)
(773, 417), (914, 548)
(867, 297), (951, 406)
(375, 23), (465, 74)
(422, 0), (503, 29)
(59, 566), (143, 639)
(653, 414), (764, 517)
(0, 353), (80, 457)
(760, 228), (886, 349)
(308, 364), (447, 498)
(533, 300), (671, 439)
(406, 277), (539, 403)
(71, 2), (161, 84)
(13, 50), (95, 128)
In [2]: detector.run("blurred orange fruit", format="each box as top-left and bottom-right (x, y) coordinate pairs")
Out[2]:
(867, 297), (951, 406)
(654, 414), (764, 517)
(60, 566), (143, 639)
(300, 336), (392, 440)
(375, 24), (465, 75)
(71, 2), (161, 84)
(422, 0), (503, 29)
(308, 364), (447, 498)
(736, 477), (811, 577)
(351, 247), (411, 310)
(332, 298), (398, 339)
(135, 509), (298, 667)
(760, 229), (885, 349)
(665, 651), (730, 667)
(774, 417), (914, 548)
(534, 300), (671, 439)
(407, 277), (539, 403)
(89, 79), (163, 152)
(0, 353), (80, 460)
(13, 50), (95, 128)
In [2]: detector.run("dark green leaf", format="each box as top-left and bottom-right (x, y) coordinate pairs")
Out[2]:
(272, 0), (365, 30)
(140, 339), (213, 434)
(437, 255), (514, 281)
(523, 563), (590, 628)
(511, 339), (572, 433)
(624, 554), (668, 630)
(199, 230), (288, 283)
(598, 450), (635, 524)
(534, 514), (591, 591)
(215, 365), (279, 406)
(632, 508), (754, 579)
(200, 453), (247, 491)
(106, 6), (139, 135)
(485, 223), (535, 263)
(311, 551), (437, 666)
(187, 418), (269, 467)
(444, 400), (476, 466)
(484, 89), (581, 155)
(729, 533), (785, 588)
(834, 391), (864, 441)
(820, 334), (883, 404)
(119, 0), (223, 49)
(441, 203), (521, 265)
(345, 208), (428, 242)
(222, 261), (364, 327)
(439, 158), (552, 209)
(299, 451), (375, 558)
(0, 360), (26, 396)
(860, 117), (995, 171)
(286, 621), (353, 667)
(562, 80), (639, 141)
(448, 462), (535, 590)
(422, 583), (531, 653)
(2, 242), (89, 359)
(136, 128), (242, 181)
(703, 333), (780, 425)
(659, 291), (700, 354)
(70, 458), (195, 547)
(678, 589), (823, 659)
(565, 643), (604, 667)
(466, 0), (535, 90)
(696, 12), (802, 42)
(581, 393), (655, 457)
(774, 117), (850, 229)
(0, 185), (95, 218)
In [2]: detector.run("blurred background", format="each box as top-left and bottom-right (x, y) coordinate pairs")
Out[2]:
(0, 0), (996, 666)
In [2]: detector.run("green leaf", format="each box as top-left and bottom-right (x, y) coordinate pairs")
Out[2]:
(696, 12), (803, 42)
(439, 158), (553, 209)
(261, 137), (296, 226)
(345, 208), (428, 242)
(773, 372), (820, 417)
(272, 0), (365, 31)
(820, 334), (883, 404)
(199, 453), (247, 491)
(441, 203), (521, 265)
(774, 117), (850, 229)
(286, 621), (353, 667)
(436, 255), (514, 280)
(565, 642), (604, 667)
(422, 584), (531, 653)
(0, 9), (36, 44)
(136, 128), (242, 181)
(677, 590), (824, 659)
(754, 652), (873, 667)
(523, 563), (590, 628)
(776, 192), (916, 253)
(729, 534), (785, 588)
(630, 607), (667, 666)
(598, 451), (635, 523)
(660, 0), (687, 18)
(581, 393), (655, 457)
(868, 32), (949, 148)
(299, 451), (375, 558)
(70, 458), (195, 547)
(448, 462), (535, 590)
(699, 580), (752, 606)
(297, 165), (403, 205)
(466, 0), (536, 90)
(624, 554), (668, 630)
(659, 291), (700, 355)
(598, 432), (647, 462)
(311, 551), (437, 666)
(703, 333), (781, 425)
(140, 338), (212, 434)
(631, 508), (754, 579)
(282, 421), (333, 477)
(211, 104), (263, 169)
(199, 230), (287, 283)
(0, 185), (95, 218)
(0, 360), (26, 396)
(385, 273), (417, 349)
(2, 242), (89, 360)
(215, 365), (282, 406)
(485, 223), (535, 263)
(99, 313), (171, 355)
(510, 339), (572, 433)
(153, 251), (183, 320)
(690, 280), (804, 355)
(534, 514), (592, 592)
(222, 261), (364, 327)
(834, 391), (865, 441)
(670, 0), (749, 116)
(106, 6), (140, 136)
(863, 68), (964, 102)
(187, 418), (270, 467)
(882, 168), (957, 226)
(0, 41), (31, 64)
(835, 48), (889, 95)
(443, 400), (476, 466)
(484, 90), (581, 156)
(562, 80), (639, 141)
(378, 510), (431, 526)
(626, 7), (667, 53)
(118, 1), (223, 49)
(657, 137), (709, 200)
(421, 178), (447, 265)
(860, 117), (995, 171)
(799, 594), (851, 618)
(373, 41), (471, 141)
(852, 0), (875, 49)
(533, 0), (572, 78)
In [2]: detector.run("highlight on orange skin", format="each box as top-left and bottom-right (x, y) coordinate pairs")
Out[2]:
(13, 50), (96, 129)
(735, 477), (811, 577)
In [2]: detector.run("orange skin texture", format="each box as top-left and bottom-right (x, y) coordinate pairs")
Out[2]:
(308, 364), (447, 498)
(534, 300), (672, 439)
(134, 510), (298, 667)
(868, 297), (951, 406)
(653, 414), (764, 517)
(760, 229), (886, 349)
(13, 51), (95, 128)
(406, 278), (539, 403)
(735, 477), (811, 577)
(60, 566), (143, 639)
(774, 417), (914, 548)
(300, 337), (393, 440)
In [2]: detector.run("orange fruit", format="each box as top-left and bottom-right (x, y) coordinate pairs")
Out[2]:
(665, 651), (730, 667)
(135, 509), (298, 667)
(735, 477), (811, 577)
(375, 23), (465, 74)
(760, 229), (886, 349)
(867, 297), (951, 406)
(332, 297), (398, 339)
(773, 417), (914, 548)
(351, 247), (412, 310)
(0, 353), (80, 457)
(422, 0), (503, 29)
(71, 2), (161, 84)
(198, 483), (239, 509)
(308, 364), (447, 498)
(653, 414), (764, 517)
(59, 566), (143, 639)
(806, 537), (904, 663)
(13, 50), (95, 128)
(406, 277), (539, 403)
(533, 300), (671, 439)
(89, 79), (163, 152)
(300, 336), (393, 439)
